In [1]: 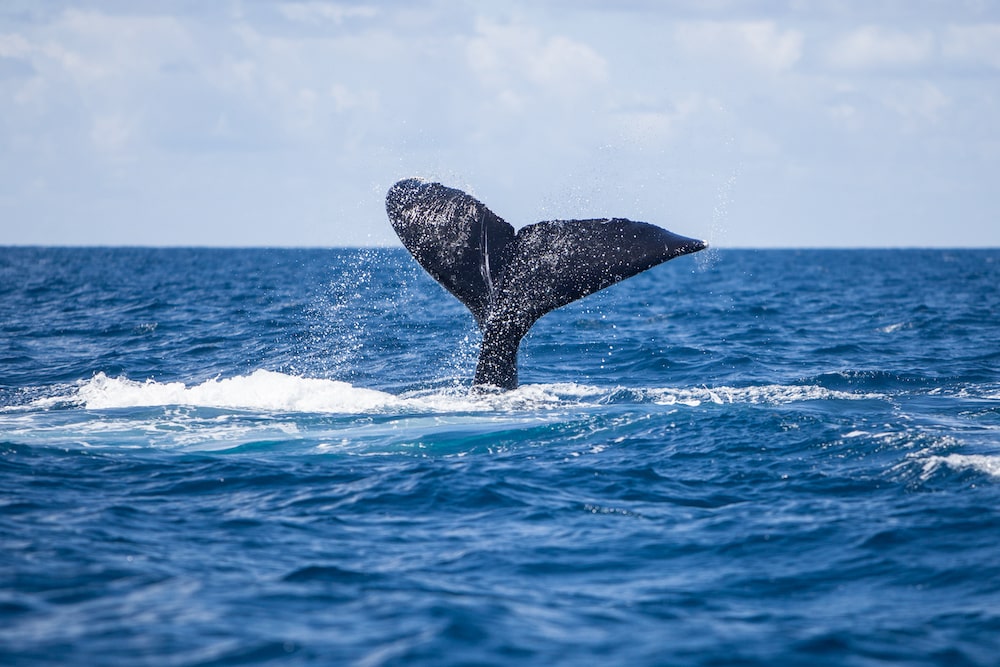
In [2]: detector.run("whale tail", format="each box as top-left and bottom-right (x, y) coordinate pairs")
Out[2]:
(386, 177), (707, 389)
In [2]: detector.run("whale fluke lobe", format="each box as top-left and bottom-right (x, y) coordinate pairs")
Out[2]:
(386, 177), (707, 389)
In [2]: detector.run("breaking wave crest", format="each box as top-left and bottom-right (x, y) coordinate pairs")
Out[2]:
(917, 453), (1000, 480)
(29, 370), (888, 415)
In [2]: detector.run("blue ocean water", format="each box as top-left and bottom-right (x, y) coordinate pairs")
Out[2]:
(1, 246), (998, 666)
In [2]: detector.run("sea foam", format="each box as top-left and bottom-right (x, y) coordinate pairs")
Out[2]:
(920, 453), (1000, 479)
(48, 370), (888, 416)
(76, 370), (399, 413)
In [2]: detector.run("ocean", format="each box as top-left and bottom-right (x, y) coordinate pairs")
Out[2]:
(1, 246), (998, 666)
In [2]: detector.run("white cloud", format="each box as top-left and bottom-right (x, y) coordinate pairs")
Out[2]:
(0, 33), (31, 58)
(466, 19), (609, 102)
(673, 21), (803, 72)
(942, 23), (1000, 69)
(90, 113), (136, 155)
(827, 25), (934, 70)
(0, 9), (195, 156)
(615, 94), (710, 146)
(52, 9), (193, 81)
(329, 83), (379, 113)
(828, 102), (860, 130)
(881, 81), (950, 128)
(278, 2), (378, 25)
(214, 20), (403, 144)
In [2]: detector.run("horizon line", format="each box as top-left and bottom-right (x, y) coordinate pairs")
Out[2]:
(2, 243), (998, 251)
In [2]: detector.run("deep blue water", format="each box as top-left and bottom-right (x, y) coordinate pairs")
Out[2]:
(1, 247), (999, 666)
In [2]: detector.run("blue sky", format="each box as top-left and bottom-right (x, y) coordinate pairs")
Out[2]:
(1, 1), (998, 247)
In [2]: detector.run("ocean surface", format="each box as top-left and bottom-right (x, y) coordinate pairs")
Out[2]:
(1, 246), (998, 666)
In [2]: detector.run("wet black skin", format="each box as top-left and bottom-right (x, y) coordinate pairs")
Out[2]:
(386, 178), (707, 389)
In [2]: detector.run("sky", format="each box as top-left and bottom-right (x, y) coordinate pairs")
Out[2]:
(1, 1), (998, 248)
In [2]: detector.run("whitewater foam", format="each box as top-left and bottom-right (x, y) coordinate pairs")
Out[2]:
(74, 370), (398, 413)
(20, 370), (892, 417)
(647, 384), (882, 406)
(919, 453), (1000, 480)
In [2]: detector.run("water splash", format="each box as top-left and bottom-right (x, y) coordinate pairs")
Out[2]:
(23, 371), (889, 416)
(696, 163), (739, 271)
(300, 251), (373, 378)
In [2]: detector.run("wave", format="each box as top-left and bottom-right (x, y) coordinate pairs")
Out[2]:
(74, 370), (398, 413)
(4, 371), (994, 463)
(916, 453), (1000, 480)
(18, 370), (888, 415)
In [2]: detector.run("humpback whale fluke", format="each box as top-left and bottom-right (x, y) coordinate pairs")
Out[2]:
(386, 177), (707, 389)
